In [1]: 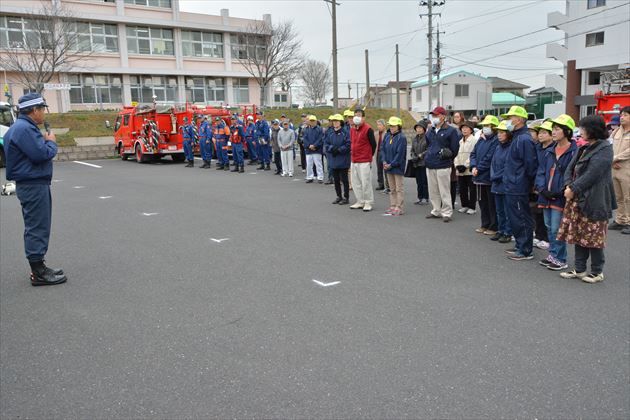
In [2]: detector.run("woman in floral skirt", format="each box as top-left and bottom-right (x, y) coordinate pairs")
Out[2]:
(557, 115), (616, 284)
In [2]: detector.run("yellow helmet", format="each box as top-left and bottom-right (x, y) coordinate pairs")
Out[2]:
(308, 115), (317, 121)
(500, 105), (528, 119)
(388, 116), (403, 126)
(343, 109), (355, 117)
(537, 120), (554, 133)
(327, 115), (335, 120)
(496, 120), (510, 131)
(478, 115), (499, 127)
(329, 114), (344, 122)
(550, 114), (576, 131)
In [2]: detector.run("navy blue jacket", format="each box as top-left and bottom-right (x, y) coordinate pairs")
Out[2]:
(324, 127), (351, 169)
(535, 140), (578, 209)
(256, 119), (270, 140)
(535, 142), (553, 167)
(244, 123), (257, 140)
(470, 133), (498, 185)
(502, 126), (537, 195)
(490, 140), (512, 195)
(380, 130), (407, 176)
(5, 115), (57, 184)
(424, 123), (460, 169)
(303, 125), (324, 154)
(199, 120), (211, 141)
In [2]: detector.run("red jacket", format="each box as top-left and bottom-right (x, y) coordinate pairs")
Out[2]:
(350, 123), (375, 163)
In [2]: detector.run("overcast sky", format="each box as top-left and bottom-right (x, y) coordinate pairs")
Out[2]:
(180, 0), (567, 95)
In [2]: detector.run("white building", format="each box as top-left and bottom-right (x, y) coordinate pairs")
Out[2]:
(410, 70), (492, 117)
(546, 0), (630, 118)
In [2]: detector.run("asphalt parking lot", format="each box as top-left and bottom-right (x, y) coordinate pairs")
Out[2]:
(1, 158), (629, 418)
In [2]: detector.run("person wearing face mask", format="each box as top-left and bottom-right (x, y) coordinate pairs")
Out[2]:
(490, 120), (514, 244)
(424, 106), (461, 222)
(501, 106), (538, 261)
(535, 115), (578, 271)
(349, 109), (377, 211)
(381, 117), (407, 216)
(454, 120), (479, 215)
(470, 115), (499, 236)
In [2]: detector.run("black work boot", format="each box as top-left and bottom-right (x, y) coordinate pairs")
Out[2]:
(43, 260), (64, 275)
(248, 160), (257, 166)
(264, 163), (271, 171)
(200, 161), (210, 169)
(29, 261), (67, 286)
(257, 163), (265, 170)
(223, 164), (230, 171)
(239, 165), (245, 173)
(185, 160), (194, 167)
(216, 164), (224, 170)
(231, 165), (239, 172)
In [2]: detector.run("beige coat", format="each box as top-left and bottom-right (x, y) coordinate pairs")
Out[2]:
(454, 134), (478, 176)
(612, 126), (630, 169)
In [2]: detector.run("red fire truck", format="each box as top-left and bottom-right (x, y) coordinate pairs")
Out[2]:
(113, 103), (258, 163)
(595, 68), (630, 124)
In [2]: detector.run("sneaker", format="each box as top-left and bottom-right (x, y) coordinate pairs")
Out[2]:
(507, 253), (533, 261)
(289, 173), (293, 177)
(498, 235), (512, 244)
(350, 202), (364, 209)
(362, 203), (373, 212)
(582, 272), (604, 284)
(339, 198), (349, 205)
(384, 207), (395, 214)
(442, 216), (452, 223)
(533, 238), (540, 247)
(426, 213), (441, 219)
(483, 230), (497, 236)
(621, 227), (630, 235)
(419, 199), (429, 205)
(475, 227), (487, 234)
(383, 188), (390, 194)
(414, 200), (422, 205)
(539, 255), (553, 267)
(391, 209), (403, 216)
(466, 209), (477, 215)
(305, 179), (314, 183)
(458, 207), (468, 213)
(535, 240), (550, 250)
(281, 173), (286, 177)
(559, 269), (587, 279)
(504, 248), (518, 255)
(489, 232), (501, 241)
(608, 221), (626, 230)
(547, 258), (568, 271)
(318, 179), (324, 184)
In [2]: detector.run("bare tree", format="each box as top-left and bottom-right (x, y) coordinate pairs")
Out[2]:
(278, 66), (300, 106)
(2, 1), (93, 93)
(234, 20), (303, 107)
(300, 59), (331, 106)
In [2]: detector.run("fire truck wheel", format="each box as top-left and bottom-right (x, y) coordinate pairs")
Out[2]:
(171, 154), (185, 163)
(118, 143), (129, 161)
(135, 144), (147, 163)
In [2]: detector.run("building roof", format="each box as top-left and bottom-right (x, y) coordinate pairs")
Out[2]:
(411, 70), (487, 88)
(528, 86), (562, 95)
(488, 77), (530, 90)
(387, 81), (413, 90)
(492, 92), (526, 105)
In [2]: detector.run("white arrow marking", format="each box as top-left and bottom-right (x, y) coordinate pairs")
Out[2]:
(52, 179), (63, 183)
(210, 238), (230, 243)
(248, 172), (257, 175)
(73, 160), (102, 168)
(99, 196), (112, 199)
(312, 279), (340, 287)
(141, 212), (159, 216)
(73, 186), (85, 189)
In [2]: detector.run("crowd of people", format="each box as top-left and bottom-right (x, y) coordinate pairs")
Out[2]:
(182, 105), (629, 285)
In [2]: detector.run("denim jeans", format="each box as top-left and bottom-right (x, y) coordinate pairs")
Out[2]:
(494, 193), (512, 236)
(543, 208), (567, 263)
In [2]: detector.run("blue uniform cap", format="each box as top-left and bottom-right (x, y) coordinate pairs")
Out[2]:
(18, 93), (48, 110)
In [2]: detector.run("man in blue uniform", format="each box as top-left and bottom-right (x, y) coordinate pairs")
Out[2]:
(256, 112), (271, 171)
(182, 116), (195, 167)
(213, 117), (230, 170)
(198, 115), (212, 168)
(244, 115), (258, 165)
(229, 116), (246, 173)
(4, 93), (67, 286)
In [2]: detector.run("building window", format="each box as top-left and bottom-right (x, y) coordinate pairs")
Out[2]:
(126, 26), (174, 55)
(274, 93), (288, 103)
(455, 84), (469, 97)
(415, 89), (422, 102)
(69, 74), (123, 104)
(232, 78), (249, 103)
(588, 71), (601, 85)
(181, 31), (223, 58)
(68, 22), (118, 53)
(0, 16), (45, 49)
(81, 0), (115, 3)
(585, 105), (597, 116)
(230, 34), (266, 60)
(185, 77), (225, 103)
(585, 31), (604, 47)
(587, 0), (605, 9)
(124, 0), (171, 7)
(130, 75), (177, 102)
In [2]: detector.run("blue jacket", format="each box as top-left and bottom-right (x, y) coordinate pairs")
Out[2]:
(502, 126), (538, 195)
(256, 119), (270, 140)
(535, 140), (578, 209)
(490, 140), (512, 195)
(199, 120), (211, 141)
(244, 123), (257, 140)
(182, 124), (195, 141)
(424, 123), (460, 169)
(535, 142), (553, 167)
(303, 125), (324, 154)
(381, 130), (407, 176)
(214, 122), (228, 142)
(324, 127), (351, 169)
(470, 134), (498, 185)
(5, 115), (57, 184)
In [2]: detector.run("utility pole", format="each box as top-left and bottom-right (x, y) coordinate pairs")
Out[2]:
(420, 1), (443, 112)
(396, 43), (400, 117)
(365, 49), (370, 107)
(324, 0), (340, 110)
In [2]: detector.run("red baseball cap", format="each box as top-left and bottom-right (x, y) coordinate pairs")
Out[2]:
(430, 106), (447, 115)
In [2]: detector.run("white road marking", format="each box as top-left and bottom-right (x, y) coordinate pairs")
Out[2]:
(73, 161), (102, 168)
(210, 238), (230, 243)
(312, 279), (340, 287)
(292, 179), (301, 182)
(52, 179), (63, 183)
(73, 186), (85, 189)
(382, 213), (392, 217)
(141, 212), (159, 216)
(99, 196), (112, 199)
(248, 172), (257, 175)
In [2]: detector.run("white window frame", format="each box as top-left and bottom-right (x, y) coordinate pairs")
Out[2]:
(585, 31), (605, 47)
(0, 16), (47, 49)
(126, 26), (174, 56)
(130, 75), (177, 102)
(181, 30), (223, 58)
(68, 21), (118, 53)
(124, 0), (171, 8)
(455, 84), (469, 97)
(232, 78), (250, 103)
(69, 73), (123, 104)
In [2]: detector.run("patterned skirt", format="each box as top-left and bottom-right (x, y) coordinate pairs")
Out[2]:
(557, 198), (608, 248)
